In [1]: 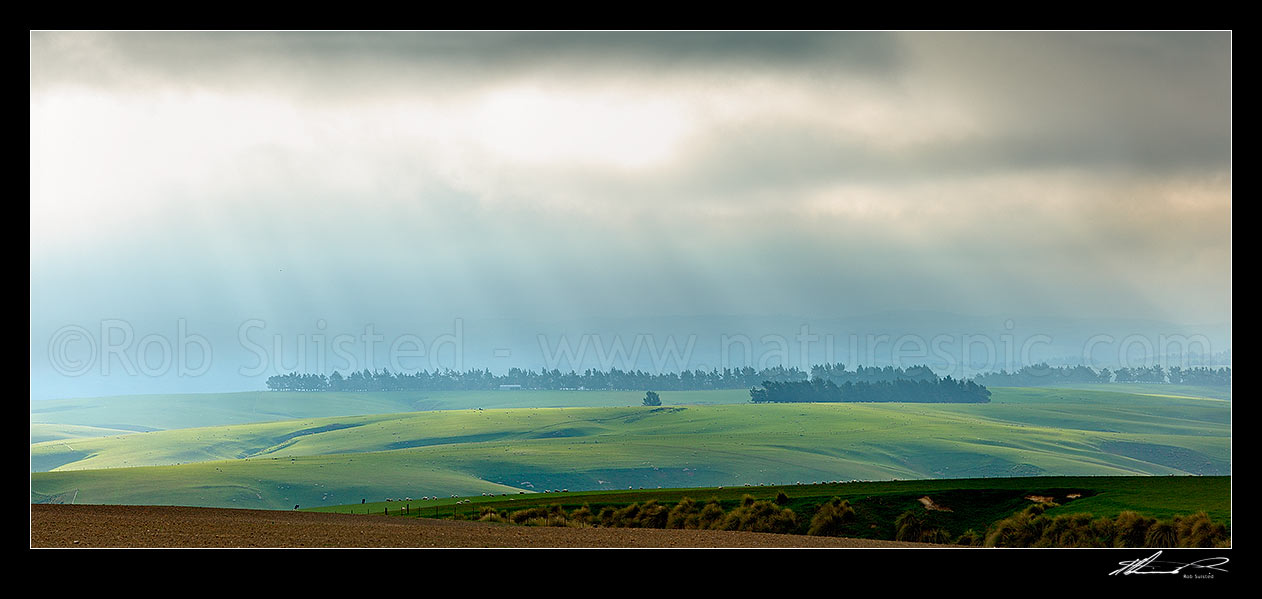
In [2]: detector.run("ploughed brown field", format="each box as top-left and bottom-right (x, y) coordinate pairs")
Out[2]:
(31, 504), (933, 548)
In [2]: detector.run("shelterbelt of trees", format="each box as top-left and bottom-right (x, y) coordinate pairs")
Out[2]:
(972, 363), (1231, 387)
(263, 362), (1229, 393)
(749, 377), (991, 403)
(264, 364), (941, 392)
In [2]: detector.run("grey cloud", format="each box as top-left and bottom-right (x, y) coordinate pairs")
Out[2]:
(530, 120), (1227, 210)
(29, 31), (1232, 360)
(31, 31), (904, 95)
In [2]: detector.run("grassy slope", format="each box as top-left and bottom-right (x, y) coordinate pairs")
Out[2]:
(1044, 382), (1231, 401)
(30, 384), (1224, 434)
(31, 387), (1230, 510)
(29, 454), (523, 510)
(33, 387), (1230, 473)
(30, 423), (142, 444)
(29, 389), (750, 435)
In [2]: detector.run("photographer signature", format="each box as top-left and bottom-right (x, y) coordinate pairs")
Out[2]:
(1110, 551), (1229, 576)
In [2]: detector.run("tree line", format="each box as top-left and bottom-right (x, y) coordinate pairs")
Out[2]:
(265, 365), (812, 392)
(972, 363), (1231, 387)
(264, 361), (1229, 393)
(749, 377), (991, 404)
(264, 363), (934, 392)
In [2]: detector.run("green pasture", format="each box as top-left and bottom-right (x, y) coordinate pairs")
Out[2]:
(31, 386), (1229, 510)
(29, 389), (750, 436)
(1043, 382), (1231, 401)
(29, 384), (1225, 437)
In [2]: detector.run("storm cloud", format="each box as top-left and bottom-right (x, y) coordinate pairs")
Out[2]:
(30, 31), (1231, 396)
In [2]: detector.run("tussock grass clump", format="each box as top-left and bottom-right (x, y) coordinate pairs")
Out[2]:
(666, 497), (700, 529)
(638, 500), (670, 529)
(1173, 512), (1229, 548)
(807, 498), (855, 537)
(568, 504), (594, 525)
(894, 509), (927, 542)
(920, 528), (952, 544)
(477, 507), (507, 523)
(508, 504), (567, 525)
(983, 505), (1229, 548)
(595, 500), (670, 528)
(697, 499), (726, 529)
(1113, 510), (1154, 547)
(437, 487), (1229, 549)
(954, 529), (984, 546)
(716, 499), (797, 534)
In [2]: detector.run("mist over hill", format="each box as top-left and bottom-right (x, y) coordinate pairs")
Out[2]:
(30, 311), (1228, 400)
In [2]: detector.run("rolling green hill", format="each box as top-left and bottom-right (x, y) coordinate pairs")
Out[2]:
(30, 384), (1225, 435)
(31, 387), (1229, 510)
(29, 389), (750, 437)
(30, 422), (144, 444)
(1043, 382), (1231, 401)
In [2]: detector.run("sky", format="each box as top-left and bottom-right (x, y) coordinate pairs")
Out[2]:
(29, 32), (1231, 395)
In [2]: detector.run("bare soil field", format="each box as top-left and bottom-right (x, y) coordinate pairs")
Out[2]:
(31, 504), (932, 548)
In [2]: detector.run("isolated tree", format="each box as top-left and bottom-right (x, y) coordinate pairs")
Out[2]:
(643, 391), (662, 406)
